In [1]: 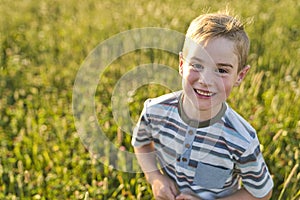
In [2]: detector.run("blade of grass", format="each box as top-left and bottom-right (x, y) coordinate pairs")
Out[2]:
(278, 163), (299, 200)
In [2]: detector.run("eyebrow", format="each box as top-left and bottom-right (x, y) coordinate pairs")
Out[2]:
(216, 63), (234, 68)
(190, 57), (234, 69)
(189, 57), (204, 63)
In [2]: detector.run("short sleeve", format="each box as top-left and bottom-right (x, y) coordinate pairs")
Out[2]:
(131, 99), (153, 147)
(236, 139), (274, 198)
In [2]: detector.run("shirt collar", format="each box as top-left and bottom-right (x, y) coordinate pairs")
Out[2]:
(178, 93), (226, 128)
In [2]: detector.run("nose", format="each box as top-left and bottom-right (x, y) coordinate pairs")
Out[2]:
(197, 68), (215, 86)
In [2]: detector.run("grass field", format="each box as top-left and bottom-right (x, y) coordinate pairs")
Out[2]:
(0, 0), (299, 199)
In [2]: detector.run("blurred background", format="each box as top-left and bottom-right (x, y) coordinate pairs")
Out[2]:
(0, 0), (299, 199)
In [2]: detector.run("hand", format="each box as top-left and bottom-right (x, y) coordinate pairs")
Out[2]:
(149, 174), (179, 200)
(176, 193), (202, 200)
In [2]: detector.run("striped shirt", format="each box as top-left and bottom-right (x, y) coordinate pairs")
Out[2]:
(131, 91), (273, 199)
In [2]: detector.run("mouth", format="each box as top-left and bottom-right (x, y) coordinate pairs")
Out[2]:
(194, 89), (214, 97)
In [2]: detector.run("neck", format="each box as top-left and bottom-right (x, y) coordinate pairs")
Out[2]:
(181, 96), (223, 122)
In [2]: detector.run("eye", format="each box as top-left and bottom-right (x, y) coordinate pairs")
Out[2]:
(191, 63), (204, 71)
(217, 68), (228, 74)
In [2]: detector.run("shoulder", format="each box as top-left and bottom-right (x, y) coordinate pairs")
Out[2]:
(223, 103), (257, 143)
(140, 91), (182, 125)
(144, 90), (182, 108)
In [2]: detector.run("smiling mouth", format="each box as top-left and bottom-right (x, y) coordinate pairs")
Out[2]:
(194, 89), (214, 97)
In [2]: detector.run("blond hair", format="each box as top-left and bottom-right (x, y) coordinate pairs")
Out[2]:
(183, 12), (250, 71)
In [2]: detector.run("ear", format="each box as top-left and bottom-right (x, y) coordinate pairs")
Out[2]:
(179, 52), (184, 76)
(235, 65), (250, 86)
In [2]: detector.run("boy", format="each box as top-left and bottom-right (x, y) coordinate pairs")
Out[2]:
(132, 12), (273, 200)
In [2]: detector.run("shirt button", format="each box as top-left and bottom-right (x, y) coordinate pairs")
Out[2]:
(188, 130), (193, 135)
(185, 143), (191, 148)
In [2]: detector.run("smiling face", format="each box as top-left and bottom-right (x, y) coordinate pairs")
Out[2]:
(179, 37), (250, 121)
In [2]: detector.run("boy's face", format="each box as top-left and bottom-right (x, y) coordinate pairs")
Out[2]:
(179, 37), (250, 120)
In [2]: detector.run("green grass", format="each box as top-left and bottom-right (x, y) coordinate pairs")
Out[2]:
(0, 0), (299, 199)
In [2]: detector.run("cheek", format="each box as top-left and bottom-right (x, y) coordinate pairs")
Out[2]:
(182, 72), (198, 93)
(182, 70), (198, 84)
(218, 79), (235, 97)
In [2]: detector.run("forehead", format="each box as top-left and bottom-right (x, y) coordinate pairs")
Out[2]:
(184, 37), (238, 68)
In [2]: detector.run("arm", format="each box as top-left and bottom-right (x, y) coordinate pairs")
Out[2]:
(175, 188), (272, 200)
(228, 137), (273, 200)
(134, 142), (179, 199)
(218, 188), (272, 200)
(134, 142), (160, 180)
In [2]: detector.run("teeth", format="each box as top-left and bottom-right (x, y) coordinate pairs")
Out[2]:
(196, 89), (213, 96)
